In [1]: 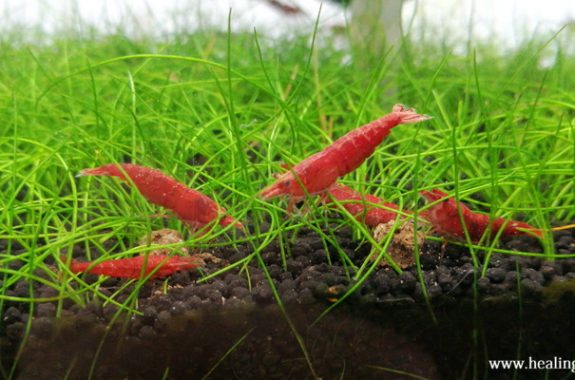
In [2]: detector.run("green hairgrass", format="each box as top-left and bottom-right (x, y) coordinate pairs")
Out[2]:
(1, 16), (575, 379)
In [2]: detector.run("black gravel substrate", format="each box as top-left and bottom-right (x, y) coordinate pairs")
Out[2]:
(2, 226), (575, 380)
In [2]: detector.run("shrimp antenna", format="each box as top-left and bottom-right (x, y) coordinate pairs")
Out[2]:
(551, 224), (575, 232)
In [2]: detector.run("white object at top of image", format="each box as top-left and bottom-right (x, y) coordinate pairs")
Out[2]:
(0, 0), (573, 48)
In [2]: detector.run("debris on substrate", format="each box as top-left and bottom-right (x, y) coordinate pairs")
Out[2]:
(138, 228), (189, 256)
(2, 226), (575, 379)
(371, 219), (425, 268)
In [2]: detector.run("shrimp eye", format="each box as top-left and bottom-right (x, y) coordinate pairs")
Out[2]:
(280, 180), (291, 188)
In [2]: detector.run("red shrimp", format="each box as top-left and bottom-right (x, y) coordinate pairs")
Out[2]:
(322, 183), (401, 227)
(266, 0), (303, 14)
(67, 255), (202, 279)
(79, 163), (243, 232)
(259, 104), (431, 207)
(420, 189), (543, 242)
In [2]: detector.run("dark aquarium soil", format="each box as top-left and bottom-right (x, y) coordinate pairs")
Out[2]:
(3, 226), (575, 380)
